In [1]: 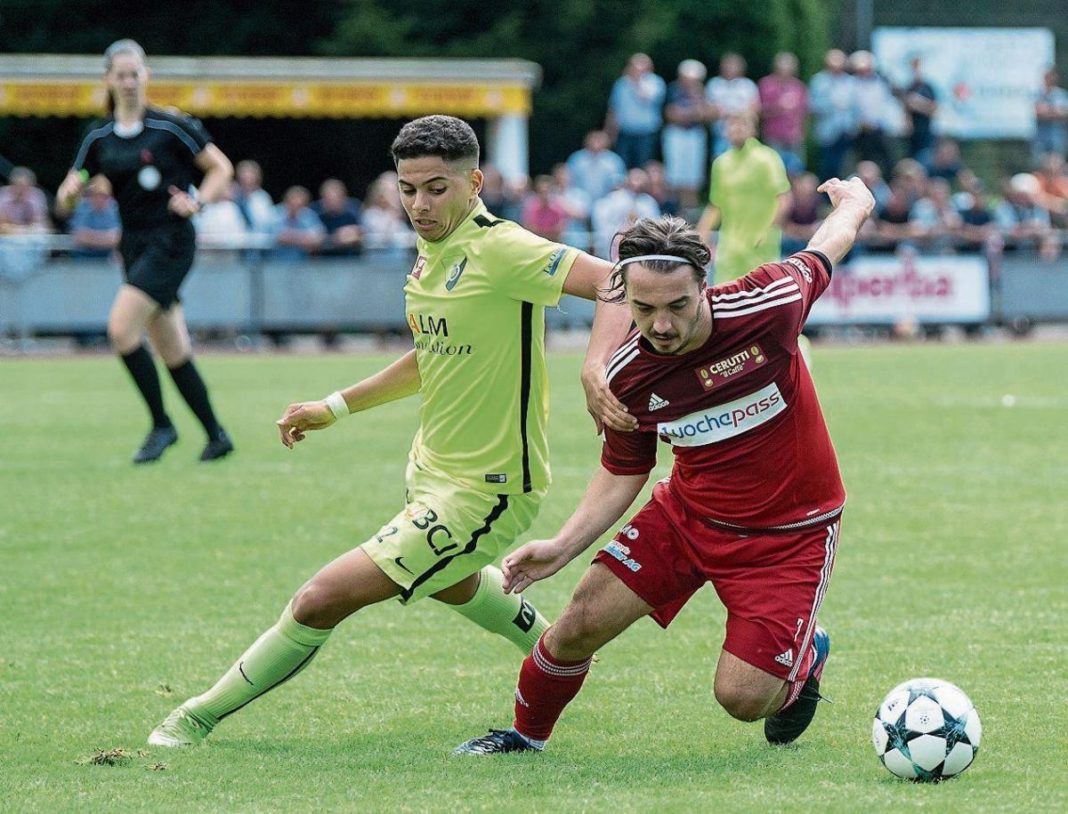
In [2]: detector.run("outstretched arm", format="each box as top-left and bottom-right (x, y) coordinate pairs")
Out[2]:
(804, 177), (876, 265)
(55, 170), (86, 217)
(696, 203), (721, 246)
(277, 349), (421, 448)
(193, 144), (235, 205)
(502, 467), (649, 593)
(563, 252), (639, 434)
(169, 145), (235, 218)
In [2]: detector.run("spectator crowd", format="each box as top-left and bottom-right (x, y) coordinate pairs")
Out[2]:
(0, 161), (416, 262)
(3, 49), (1068, 266)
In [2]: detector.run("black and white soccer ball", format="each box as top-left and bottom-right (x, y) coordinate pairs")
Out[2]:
(872, 678), (981, 782)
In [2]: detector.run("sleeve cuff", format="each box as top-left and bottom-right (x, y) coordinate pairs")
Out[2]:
(600, 458), (655, 477)
(798, 249), (833, 278)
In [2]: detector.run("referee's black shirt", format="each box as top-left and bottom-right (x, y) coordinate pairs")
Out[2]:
(72, 106), (211, 231)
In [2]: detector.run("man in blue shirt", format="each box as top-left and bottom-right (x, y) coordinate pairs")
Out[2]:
(567, 130), (627, 202)
(1034, 67), (1068, 163)
(312, 178), (362, 257)
(606, 53), (666, 170)
(809, 50), (858, 182)
(69, 175), (121, 259)
(269, 185), (325, 261)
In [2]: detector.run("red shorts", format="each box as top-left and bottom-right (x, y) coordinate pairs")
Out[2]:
(593, 481), (840, 680)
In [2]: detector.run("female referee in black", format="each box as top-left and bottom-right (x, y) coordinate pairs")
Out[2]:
(57, 39), (235, 463)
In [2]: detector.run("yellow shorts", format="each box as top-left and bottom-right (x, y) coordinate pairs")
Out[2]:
(361, 460), (545, 604)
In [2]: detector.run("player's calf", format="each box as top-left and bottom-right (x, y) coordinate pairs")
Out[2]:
(715, 683), (781, 723)
(147, 603), (332, 747)
(448, 565), (549, 652)
(713, 647), (793, 722)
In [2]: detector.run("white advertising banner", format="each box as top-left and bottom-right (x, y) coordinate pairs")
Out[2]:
(808, 254), (990, 325)
(872, 27), (1054, 139)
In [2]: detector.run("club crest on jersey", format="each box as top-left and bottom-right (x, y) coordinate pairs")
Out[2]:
(410, 256), (427, 279)
(695, 343), (767, 389)
(445, 256), (468, 290)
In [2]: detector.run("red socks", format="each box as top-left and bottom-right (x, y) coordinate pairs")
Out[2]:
(512, 634), (592, 744)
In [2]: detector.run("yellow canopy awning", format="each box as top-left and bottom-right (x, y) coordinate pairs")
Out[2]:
(0, 55), (539, 118)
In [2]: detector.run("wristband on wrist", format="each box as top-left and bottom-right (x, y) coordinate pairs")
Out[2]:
(325, 391), (348, 421)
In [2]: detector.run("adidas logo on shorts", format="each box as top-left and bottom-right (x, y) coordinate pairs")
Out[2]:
(648, 393), (670, 411)
(774, 648), (794, 668)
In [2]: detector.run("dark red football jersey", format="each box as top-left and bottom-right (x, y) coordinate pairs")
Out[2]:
(601, 250), (845, 531)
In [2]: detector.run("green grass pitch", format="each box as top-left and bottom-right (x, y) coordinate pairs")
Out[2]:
(2, 343), (1066, 813)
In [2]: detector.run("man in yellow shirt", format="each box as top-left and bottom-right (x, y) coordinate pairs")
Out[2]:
(148, 115), (633, 748)
(697, 113), (791, 282)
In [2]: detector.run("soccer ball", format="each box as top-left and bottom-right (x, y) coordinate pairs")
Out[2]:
(871, 678), (981, 782)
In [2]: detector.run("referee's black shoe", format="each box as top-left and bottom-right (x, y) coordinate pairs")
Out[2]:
(764, 627), (831, 745)
(199, 429), (234, 462)
(133, 425), (179, 464)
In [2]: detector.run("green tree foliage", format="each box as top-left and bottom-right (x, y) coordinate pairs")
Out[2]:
(0, 1), (340, 56)
(0, 0), (830, 188)
(318, 0), (831, 172)
(0, 1), (342, 187)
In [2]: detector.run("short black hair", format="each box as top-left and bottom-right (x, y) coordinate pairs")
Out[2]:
(601, 216), (711, 303)
(390, 115), (480, 166)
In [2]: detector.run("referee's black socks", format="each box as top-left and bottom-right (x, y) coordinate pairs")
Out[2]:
(168, 358), (225, 439)
(121, 344), (172, 429)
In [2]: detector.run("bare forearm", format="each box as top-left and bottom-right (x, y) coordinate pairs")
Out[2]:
(338, 349), (421, 414)
(774, 193), (791, 228)
(585, 297), (632, 372)
(805, 202), (870, 265)
(564, 252), (634, 376)
(696, 205), (720, 243)
(197, 166), (232, 205)
(553, 467), (648, 559)
(194, 146), (234, 205)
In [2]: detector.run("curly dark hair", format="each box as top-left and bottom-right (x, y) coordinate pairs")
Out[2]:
(390, 115), (480, 166)
(600, 216), (711, 303)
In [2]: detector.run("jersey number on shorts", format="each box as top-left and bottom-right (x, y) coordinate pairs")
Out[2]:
(375, 525), (399, 543)
(411, 507), (457, 556)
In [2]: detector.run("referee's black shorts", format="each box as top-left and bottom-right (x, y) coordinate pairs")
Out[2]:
(119, 220), (197, 309)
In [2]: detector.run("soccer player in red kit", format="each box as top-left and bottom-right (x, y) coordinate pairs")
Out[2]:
(454, 176), (875, 755)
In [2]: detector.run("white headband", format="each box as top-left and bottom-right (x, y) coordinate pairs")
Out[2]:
(617, 254), (693, 268)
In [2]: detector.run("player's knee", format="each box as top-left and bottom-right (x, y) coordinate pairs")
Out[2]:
(714, 682), (770, 722)
(153, 330), (191, 368)
(291, 581), (344, 629)
(158, 346), (188, 369)
(107, 318), (139, 354)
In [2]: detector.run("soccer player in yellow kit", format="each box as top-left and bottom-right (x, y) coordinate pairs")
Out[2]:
(149, 115), (633, 748)
(697, 113), (791, 283)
